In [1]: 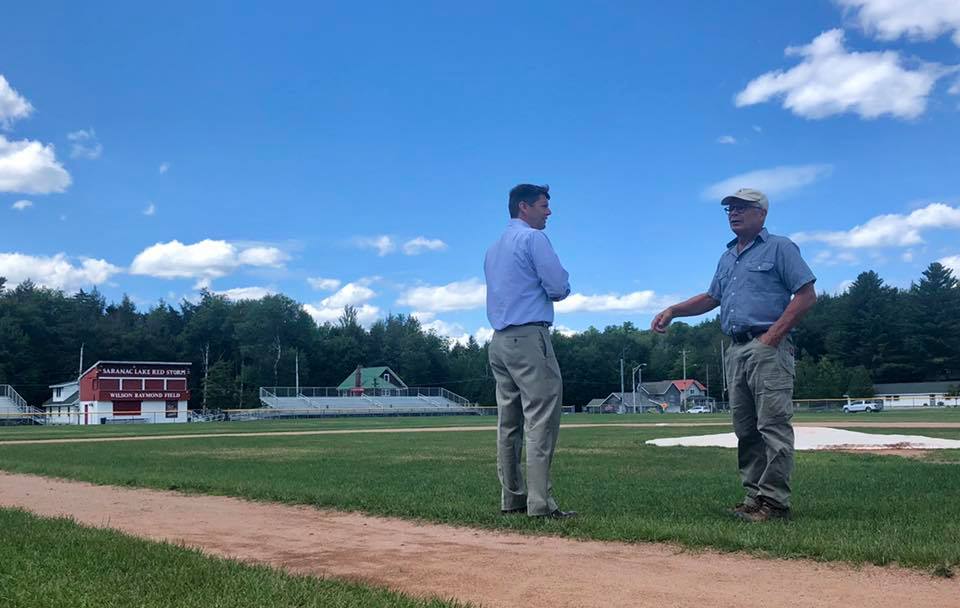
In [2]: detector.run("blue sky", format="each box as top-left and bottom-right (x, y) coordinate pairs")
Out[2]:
(2, 1), (959, 344)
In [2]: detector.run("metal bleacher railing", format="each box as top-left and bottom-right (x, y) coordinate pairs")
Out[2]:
(0, 384), (46, 425)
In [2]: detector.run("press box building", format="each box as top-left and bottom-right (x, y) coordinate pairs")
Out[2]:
(43, 361), (192, 424)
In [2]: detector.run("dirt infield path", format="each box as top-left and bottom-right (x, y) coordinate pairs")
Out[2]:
(2, 420), (958, 446)
(2, 472), (956, 608)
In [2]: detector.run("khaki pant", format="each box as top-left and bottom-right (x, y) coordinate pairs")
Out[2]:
(488, 325), (563, 516)
(725, 336), (796, 508)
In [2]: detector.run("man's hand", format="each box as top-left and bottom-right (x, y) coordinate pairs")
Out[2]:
(651, 308), (673, 334)
(757, 332), (781, 348)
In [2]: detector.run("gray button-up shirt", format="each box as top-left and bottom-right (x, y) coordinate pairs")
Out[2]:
(485, 219), (570, 331)
(707, 228), (815, 335)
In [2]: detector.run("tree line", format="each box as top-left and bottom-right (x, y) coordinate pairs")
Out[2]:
(1, 262), (958, 409)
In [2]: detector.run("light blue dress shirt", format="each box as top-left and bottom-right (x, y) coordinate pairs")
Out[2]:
(484, 219), (570, 331)
(707, 228), (816, 335)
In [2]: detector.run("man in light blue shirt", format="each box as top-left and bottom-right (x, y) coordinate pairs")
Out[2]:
(484, 183), (575, 519)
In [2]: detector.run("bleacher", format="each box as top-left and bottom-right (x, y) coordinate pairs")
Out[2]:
(0, 384), (45, 425)
(256, 386), (477, 418)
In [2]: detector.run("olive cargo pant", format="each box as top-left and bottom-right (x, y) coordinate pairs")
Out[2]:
(726, 336), (796, 508)
(488, 325), (563, 516)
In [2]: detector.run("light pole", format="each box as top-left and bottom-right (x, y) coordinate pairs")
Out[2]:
(618, 347), (628, 414)
(632, 363), (647, 411)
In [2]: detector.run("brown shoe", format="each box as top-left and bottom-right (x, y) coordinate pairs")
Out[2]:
(730, 501), (760, 516)
(736, 500), (791, 523)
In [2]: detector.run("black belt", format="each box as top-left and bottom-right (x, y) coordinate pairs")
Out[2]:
(505, 321), (551, 329)
(729, 327), (769, 344)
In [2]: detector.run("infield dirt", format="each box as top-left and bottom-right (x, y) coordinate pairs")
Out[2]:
(2, 471), (957, 608)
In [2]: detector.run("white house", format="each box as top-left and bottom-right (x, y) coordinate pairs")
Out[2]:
(873, 381), (960, 408)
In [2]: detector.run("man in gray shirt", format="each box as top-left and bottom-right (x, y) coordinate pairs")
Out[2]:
(484, 183), (575, 519)
(651, 188), (816, 522)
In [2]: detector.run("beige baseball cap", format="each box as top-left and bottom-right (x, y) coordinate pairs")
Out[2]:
(721, 188), (768, 210)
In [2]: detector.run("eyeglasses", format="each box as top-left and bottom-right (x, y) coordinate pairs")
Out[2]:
(724, 204), (762, 215)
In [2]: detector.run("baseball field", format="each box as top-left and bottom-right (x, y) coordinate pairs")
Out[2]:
(1, 411), (959, 607)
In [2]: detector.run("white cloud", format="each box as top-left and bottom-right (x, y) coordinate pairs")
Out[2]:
(752, 125), (763, 133)
(703, 164), (832, 201)
(398, 278), (486, 312)
(304, 302), (380, 325)
(474, 327), (494, 344)
(143, 202), (156, 216)
(814, 250), (861, 266)
(0, 252), (121, 292)
(11, 199), (32, 211)
(901, 250), (914, 262)
(837, 0), (960, 46)
(320, 283), (376, 308)
(736, 29), (953, 120)
(130, 239), (288, 280)
(354, 235), (396, 256)
(410, 311), (436, 323)
(307, 277), (341, 291)
(303, 281), (380, 325)
(939, 255), (960, 274)
(0, 75), (33, 129)
(237, 246), (289, 267)
(716, 135), (737, 144)
(555, 290), (671, 314)
(216, 286), (275, 301)
(793, 202), (960, 248)
(0, 135), (71, 194)
(421, 319), (471, 346)
(159, 162), (170, 174)
(420, 318), (496, 347)
(67, 128), (102, 160)
(554, 325), (579, 337)
(402, 237), (448, 255)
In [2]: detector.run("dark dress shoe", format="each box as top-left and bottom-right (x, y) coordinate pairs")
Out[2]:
(535, 509), (577, 519)
(500, 507), (526, 514)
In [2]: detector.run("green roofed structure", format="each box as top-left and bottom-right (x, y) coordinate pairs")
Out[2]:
(337, 366), (408, 395)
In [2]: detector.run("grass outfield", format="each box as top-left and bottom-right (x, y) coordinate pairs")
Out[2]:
(0, 508), (465, 608)
(0, 424), (958, 573)
(1, 408), (958, 441)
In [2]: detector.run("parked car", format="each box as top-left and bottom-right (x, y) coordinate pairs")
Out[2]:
(686, 405), (711, 414)
(842, 401), (883, 413)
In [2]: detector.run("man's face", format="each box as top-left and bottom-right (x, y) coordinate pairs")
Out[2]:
(520, 195), (551, 230)
(726, 202), (766, 236)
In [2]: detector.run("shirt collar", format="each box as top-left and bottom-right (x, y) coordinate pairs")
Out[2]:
(508, 218), (533, 229)
(726, 227), (769, 251)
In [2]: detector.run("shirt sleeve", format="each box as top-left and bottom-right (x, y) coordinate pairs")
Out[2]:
(777, 239), (816, 293)
(528, 231), (571, 301)
(707, 258), (725, 302)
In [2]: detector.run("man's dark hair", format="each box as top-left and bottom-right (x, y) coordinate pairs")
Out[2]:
(508, 184), (550, 218)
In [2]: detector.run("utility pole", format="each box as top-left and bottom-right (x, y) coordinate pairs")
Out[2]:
(619, 347), (627, 414)
(295, 350), (300, 395)
(78, 343), (84, 379)
(681, 349), (688, 411)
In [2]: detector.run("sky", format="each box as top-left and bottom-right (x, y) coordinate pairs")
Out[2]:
(2, 1), (960, 345)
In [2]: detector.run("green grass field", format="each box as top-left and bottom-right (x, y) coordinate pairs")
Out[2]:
(1, 407), (957, 441)
(0, 508), (465, 608)
(1, 416), (958, 574)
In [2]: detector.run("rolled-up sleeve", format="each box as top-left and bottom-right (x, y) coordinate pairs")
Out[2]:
(528, 232), (570, 301)
(777, 241), (816, 293)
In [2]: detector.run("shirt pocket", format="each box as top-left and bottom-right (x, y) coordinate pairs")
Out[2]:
(746, 259), (777, 290)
